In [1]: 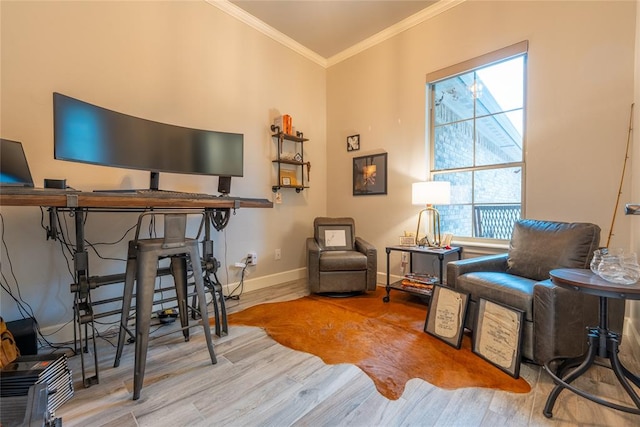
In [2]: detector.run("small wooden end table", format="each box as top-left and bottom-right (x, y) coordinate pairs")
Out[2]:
(384, 245), (462, 302)
(543, 268), (640, 417)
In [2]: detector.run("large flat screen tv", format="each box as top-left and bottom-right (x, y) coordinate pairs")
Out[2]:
(53, 92), (243, 190)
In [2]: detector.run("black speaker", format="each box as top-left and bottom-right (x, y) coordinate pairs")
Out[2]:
(6, 318), (38, 355)
(218, 176), (231, 195)
(44, 178), (66, 189)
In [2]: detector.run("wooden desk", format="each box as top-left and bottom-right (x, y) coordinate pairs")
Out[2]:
(543, 268), (640, 417)
(1, 188), (272, 386)
(0, 187), (273, 209)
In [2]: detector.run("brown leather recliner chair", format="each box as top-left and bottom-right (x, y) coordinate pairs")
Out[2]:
(447, 219), (625, 365)
(307, 217), (377, 295)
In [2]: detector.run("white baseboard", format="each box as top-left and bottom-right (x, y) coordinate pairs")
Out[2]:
(40, 268), (309, 347)
(222, 267), (307, 295)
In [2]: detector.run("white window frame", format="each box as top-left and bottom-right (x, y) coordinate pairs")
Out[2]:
(426, 41), (528, 242)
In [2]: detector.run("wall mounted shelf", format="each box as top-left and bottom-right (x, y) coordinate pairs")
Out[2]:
(271, 124), (309, 193)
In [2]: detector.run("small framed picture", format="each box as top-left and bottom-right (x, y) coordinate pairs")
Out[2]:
(472, 298), (524, 378)
(353, 153), (387, 196)
(347, 134), (360, 152)
(399, 236), (415, 246)
(424, 285), (469, 349)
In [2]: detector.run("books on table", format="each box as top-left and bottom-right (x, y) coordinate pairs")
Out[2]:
(401, 273), (438, 293)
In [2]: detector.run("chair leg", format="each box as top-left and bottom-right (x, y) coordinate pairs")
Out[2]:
(189, 247), (217, 365)
(114, 243), (137, 368)
(171, 256), (190, 342)
(132, 251), (159, 400)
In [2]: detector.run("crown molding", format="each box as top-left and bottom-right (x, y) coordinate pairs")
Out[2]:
(327, 0), (467, 67)
(206, 0), (328, 67)
(207, 0), (466, 69)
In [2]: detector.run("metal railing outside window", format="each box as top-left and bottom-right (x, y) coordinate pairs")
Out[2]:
(473, 204), (521, 240)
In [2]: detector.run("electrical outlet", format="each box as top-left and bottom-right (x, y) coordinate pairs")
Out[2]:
(401, 252), (409, 263)
(247, 252), (257, 266)
(275, 248), (281, 260)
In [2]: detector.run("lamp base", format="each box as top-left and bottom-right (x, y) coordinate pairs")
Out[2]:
(416, 236), (441, 248)
(415, 206), (442, 248)
(416, 232), (453, 248)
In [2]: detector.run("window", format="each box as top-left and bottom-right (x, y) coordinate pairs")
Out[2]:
(427, 42), (527, 240)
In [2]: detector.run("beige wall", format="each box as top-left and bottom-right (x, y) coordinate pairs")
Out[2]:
(0, 1), (327, 336)
(630, 0), (640, 338)
(327, 1), (637, 282)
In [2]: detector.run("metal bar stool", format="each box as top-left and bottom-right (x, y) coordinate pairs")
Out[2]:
(113, 211), (217, 400)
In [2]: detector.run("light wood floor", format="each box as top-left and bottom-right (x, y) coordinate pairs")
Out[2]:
(56, 280), (640, 426)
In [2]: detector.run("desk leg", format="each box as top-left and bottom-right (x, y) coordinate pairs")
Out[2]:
(197, 210), (227, 337)
(70, 208), (99, 387)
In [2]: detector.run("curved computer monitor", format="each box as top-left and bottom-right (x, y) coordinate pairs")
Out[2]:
(53, 93), (243, 190)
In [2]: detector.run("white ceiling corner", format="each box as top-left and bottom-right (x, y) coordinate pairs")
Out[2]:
(207, 0), (466, 68)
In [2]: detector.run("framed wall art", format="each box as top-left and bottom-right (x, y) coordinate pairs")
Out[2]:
(424, 285), (469, 349)
(347, 134), (360, 152)
(472, 298), (524, 378)
(352, 153), (387, 196)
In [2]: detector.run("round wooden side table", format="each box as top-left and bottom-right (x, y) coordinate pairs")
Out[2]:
(543, 268), (640, 417)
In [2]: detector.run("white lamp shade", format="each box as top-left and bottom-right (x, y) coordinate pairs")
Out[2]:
(412, 181), (451, 205)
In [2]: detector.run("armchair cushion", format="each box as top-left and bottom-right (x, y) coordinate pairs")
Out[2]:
(507, 220), (600, 281)
(319, 250), (368, 271)
(455, 272), (535, 322)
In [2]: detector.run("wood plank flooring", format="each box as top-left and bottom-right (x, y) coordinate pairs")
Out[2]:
(55, 280), (640, 426)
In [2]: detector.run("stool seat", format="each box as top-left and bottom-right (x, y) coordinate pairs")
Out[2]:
(114, 212), (217, 400)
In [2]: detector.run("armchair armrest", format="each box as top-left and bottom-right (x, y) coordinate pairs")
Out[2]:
(307, 237), (321, 254)
(532, 279), (625, 364)
(355, 237), (377, 291)
(307, 238), (321, 291)
(447, 253), (508, 289)
(355, 237), (375, 256)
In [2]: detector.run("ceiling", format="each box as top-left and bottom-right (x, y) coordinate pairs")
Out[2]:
(229, 1), (438, 59)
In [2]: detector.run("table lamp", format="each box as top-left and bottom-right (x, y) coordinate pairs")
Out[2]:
(412, 181), (451, 247)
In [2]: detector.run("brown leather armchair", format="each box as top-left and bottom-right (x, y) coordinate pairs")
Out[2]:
(447, 219), (625, 365)
(307, 217), (377, 295)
